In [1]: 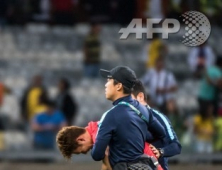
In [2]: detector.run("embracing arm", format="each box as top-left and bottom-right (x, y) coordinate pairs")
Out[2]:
(161, 141), (181, 157)
(148, 110), (167, 141)
(91, 111), (116, 161)
(150, 140), (181, 158)
(151, 115), (182, 157)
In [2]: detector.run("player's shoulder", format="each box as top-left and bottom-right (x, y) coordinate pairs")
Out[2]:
(109, 104), (128, 113)
(150, 108), (171, 123)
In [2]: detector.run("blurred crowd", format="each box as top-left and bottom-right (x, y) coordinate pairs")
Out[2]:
(141, 35), (222, 153)
(0, 0), (222, 159)
(0, 75), (78, 150)
(0, 0), (222, 29)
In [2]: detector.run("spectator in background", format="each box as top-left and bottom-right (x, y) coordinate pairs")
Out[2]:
(144, 0), (168, 19)
(56, 78), (78, 126)
(199, 0), (222, 25)
(115, 0), (136, 25)
(188, 43), (215, 79)
(31, 100), (67, 150)
(216, 78), (222, 117)
(0, 81), (4, 106)
(166, 0), (199, 20)
(166, 100), (184, 140)
(198, 57), (222, 117)
(214, 78), (222, 152)
(141, 56), (177, 112)
(193, 104), (214, 153)
(214, 116), (222, 152)
(0, 87), (21, 128)
(30, 0), (51, 23)
(83, 23), (101, 78)
(33, 91), (49, 117)
(180, 0), (200, 12)
(82, 0), (111, 23)
(166, 0), (183, 20)
(135, 0), (147, 20)
(144, 34), (167, 69)
(6, 0), (26, 25)
(0, 0), (8, 30)
(21, 75), (46, 122)
(51, 0), (76, 25)
(81, 0), (136, 24)
(0, 81), (4, 130)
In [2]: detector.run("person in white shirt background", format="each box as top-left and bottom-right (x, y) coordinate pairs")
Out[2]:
(188, 42), (215, 79)
(141, 56), (177, 113)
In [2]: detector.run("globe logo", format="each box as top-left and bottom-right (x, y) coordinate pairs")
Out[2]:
(180, 11), (211, 46)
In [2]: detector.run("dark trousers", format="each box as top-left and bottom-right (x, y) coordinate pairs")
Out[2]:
(113, 155), (157, 170)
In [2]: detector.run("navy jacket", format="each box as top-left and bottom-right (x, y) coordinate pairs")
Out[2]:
(91, 95), (166, 167)
(146, 106), (182, 170)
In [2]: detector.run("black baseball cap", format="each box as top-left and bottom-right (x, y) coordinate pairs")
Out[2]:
(100, 66), (137, 89)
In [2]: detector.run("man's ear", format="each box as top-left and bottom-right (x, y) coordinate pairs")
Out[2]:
(137, 92), (145, 102)
(76, 136), (85, 143)
(116, 83), (123, 91)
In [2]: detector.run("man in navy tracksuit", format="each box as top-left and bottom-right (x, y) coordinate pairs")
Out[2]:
(91, 66), (167, 170)
(131, 80), (182, 170)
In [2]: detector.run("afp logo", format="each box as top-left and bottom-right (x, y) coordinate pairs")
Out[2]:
(119, 11), (211, 47)
(180, 11), (211, 46)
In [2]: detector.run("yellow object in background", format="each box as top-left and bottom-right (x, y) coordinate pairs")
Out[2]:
(147, 39), (164, 68)
(27, 87), (43, 120)
(214, 117), (222, 151)
(194, 115), (214, 141)
(0, 131), (5, 150)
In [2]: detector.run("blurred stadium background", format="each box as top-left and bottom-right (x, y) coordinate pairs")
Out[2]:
(0, 0), (222, 170)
